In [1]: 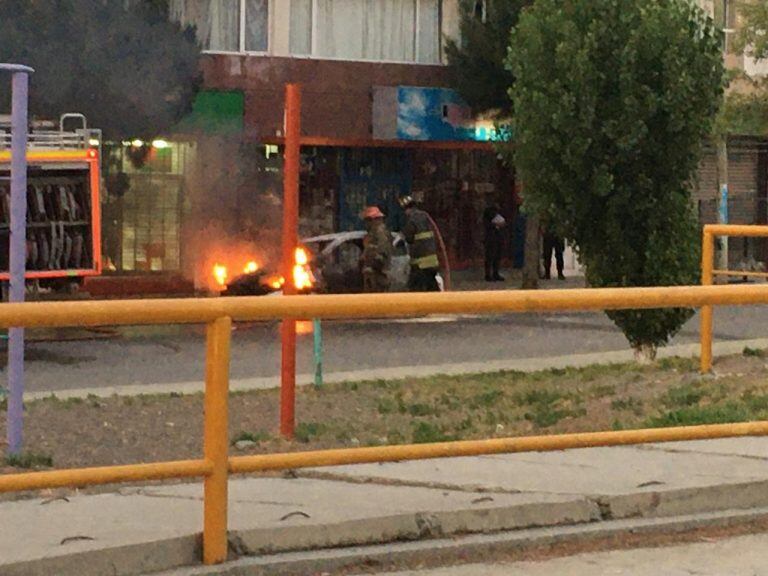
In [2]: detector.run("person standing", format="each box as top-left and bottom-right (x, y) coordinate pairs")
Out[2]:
(542, 223), (566, 280)
(483, 203), (505, 282)
(399, 196), (440, 292)
(360, 205), (392, 292)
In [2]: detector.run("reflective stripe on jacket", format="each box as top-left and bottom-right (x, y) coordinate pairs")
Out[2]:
(403, 208), (439, 270)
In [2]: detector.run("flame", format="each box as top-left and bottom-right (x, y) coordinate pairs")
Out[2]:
(296, 320), (314, 335)
(293, 247), (313, 291)
(295, 247), (309, 266)
(212, 264), (228, 288)
(243, 260), (259, 274)
(268, 275), (285, 290)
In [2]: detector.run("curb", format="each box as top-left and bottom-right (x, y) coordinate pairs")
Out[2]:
(6, 478), (768, 576)
(155, 507), (768, 576)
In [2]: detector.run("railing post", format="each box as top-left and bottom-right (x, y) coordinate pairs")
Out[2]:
(1, 64), (34, 456)
(701, 228), (714, 373)
(203, 316), (232, 565)
(280, 83), (301, 439)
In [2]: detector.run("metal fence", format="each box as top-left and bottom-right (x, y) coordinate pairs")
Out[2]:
(2, 287), (768, 565)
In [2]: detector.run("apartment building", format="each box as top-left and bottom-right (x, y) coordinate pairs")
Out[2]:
(102, 0), (767, 283)
(158, 0), (515, 280)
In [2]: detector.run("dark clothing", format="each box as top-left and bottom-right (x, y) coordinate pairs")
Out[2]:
(361, 219), (392, 293)
(408, 267), (440, 292)
(543, 232), (565, 279)
(483, 206), (504, 281)
(402, 208), (439, 271)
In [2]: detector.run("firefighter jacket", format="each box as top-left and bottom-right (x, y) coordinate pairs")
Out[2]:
(362, 220), (392, 273)
(403, 208), (439, 270)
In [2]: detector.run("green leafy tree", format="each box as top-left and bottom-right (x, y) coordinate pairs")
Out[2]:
(723, 0), (768, 135)
(445, 0), (536, 286)
(508, 0), (725, 356)
(0, 0), (200, 140)
(444, 0), (531, 117)
(736, 0), (768, 60)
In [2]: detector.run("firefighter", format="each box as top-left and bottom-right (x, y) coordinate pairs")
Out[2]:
(399, 196), (440, 292)
(360, 205), (392, 293)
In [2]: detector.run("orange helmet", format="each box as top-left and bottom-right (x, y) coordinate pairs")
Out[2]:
(362, 205), (385, 220)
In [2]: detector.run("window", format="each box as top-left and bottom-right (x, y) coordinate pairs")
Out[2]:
(291, 0), (442, 64)
(472, 0), (486, 23)
(170, 0), (268, 53)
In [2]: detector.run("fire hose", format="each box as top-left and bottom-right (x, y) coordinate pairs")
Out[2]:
(426, 214), (452, 292)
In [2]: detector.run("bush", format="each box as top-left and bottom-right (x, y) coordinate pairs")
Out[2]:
(508, 0), (724, 351)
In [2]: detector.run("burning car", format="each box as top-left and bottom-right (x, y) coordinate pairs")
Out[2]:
(302, 231), (445, 293)
(218, 247), (312, 296)
(215, 231), (443, 296)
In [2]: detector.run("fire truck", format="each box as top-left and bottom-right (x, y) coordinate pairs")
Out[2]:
(0, 114), (102, 291)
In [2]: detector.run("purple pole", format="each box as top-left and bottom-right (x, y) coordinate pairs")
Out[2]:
(1, 64), (33, 455)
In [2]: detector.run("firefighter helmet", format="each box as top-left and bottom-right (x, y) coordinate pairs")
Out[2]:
(398, 195), (415, 209)
(362, 205), (385, 220)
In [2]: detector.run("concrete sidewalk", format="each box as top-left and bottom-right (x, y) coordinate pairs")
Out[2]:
(4, 437), (768, 576)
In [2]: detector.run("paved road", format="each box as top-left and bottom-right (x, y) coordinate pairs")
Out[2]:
(7, 304), (768, 394)
(372, 533), (768, 575)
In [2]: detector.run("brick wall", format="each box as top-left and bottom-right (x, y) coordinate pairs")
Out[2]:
(200, 54), (451, 140)
(694, 137), (768, 266)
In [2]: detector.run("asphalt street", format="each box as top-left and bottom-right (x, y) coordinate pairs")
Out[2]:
(6, 304), (768, 394)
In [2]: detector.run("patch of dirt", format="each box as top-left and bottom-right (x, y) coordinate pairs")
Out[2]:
(2, 352), (768, 483)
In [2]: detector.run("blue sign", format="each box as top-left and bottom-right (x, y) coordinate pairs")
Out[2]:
(396, 87), (509, 142)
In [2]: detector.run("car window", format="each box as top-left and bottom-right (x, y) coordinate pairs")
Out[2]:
(392, 235), (408, 257)
(337, 241), (362, 270)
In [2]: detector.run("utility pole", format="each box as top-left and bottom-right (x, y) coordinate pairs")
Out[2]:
(717, 0), (730, 275)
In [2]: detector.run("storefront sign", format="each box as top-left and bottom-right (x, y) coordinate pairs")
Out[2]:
(372, 86), (511, 143)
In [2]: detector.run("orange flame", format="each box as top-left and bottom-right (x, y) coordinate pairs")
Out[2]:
(243, 260), (259, 274)
(296, 320), (314, 335)
(268, 275), (285, 290)
(212, 264), (228, 288)
(293, 247), (313, 291)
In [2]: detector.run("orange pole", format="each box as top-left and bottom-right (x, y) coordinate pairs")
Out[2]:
(229, 421), (768, 474)
(203, 316), (232, 565)
(280, 84), (301, 439)
(0, 459), (211, 493)
(701, 229), (715, 373)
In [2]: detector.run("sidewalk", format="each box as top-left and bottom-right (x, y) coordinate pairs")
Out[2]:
(4, 437), (768, 576)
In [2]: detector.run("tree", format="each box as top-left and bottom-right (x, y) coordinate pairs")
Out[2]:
(508, 0), (725, 357)
(0, 0), (200, 140)
(444, 0), (539, 288)
(723, 0), (768, 135)
(736, 0), (768, 61)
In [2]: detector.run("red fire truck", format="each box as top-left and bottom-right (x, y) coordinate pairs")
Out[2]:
(0, 114), (102, 290)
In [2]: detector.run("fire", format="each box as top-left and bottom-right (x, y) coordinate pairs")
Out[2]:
(293, 247), (313, 291)
(296, 320), (314, 335)
(212, 264), (228, 288)
(243, 261), (259, 274)
(267, 275), (285, 290)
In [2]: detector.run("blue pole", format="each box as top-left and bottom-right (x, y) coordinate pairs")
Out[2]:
(313, 318), (323, 388)
(1, 64), (33, 455)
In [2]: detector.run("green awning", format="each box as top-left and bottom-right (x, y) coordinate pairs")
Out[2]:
(174, 90), (244, 135)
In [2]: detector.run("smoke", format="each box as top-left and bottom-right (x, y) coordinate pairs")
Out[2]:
(181, 134), (283, 291)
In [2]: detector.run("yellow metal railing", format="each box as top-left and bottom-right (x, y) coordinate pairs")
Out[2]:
(3, 287), (768, 564)
(700, 224), (768, 373)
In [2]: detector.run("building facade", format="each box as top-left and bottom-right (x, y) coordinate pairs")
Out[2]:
(99, 0), (519, 289)
(98, 0), (768, 290)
